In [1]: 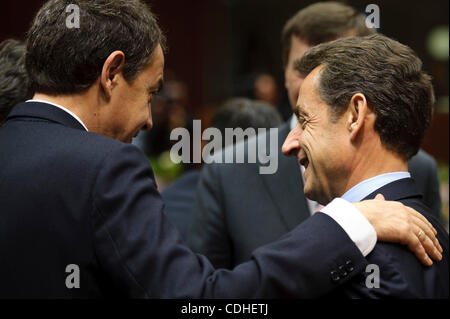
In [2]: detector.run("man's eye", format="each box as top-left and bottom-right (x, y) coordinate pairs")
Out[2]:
(298, 117), (307, 129)
(148, 89), (160, 101)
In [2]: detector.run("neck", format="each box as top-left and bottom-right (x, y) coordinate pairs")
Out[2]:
(339, 141), (408, 197)
(32, 87), (102, 133)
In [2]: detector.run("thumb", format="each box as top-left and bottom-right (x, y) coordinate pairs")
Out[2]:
(374, 193), (385, 201)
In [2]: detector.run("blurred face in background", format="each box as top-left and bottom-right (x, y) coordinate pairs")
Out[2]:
(284, 36), (311, 111)
(254, 73), (279, 106)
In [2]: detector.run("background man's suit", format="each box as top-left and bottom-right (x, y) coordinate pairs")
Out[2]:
(0, 102), (370, 298)
(326, 178), (448, 298)
(189, 122), (443, 269)
(161, 170), (201, 240)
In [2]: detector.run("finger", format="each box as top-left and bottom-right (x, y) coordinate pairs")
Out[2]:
(407, 206), (442, 253)
(374, 193), (385, 201)
(406, 206), (437, 235)
(405, 227), (433, 266)
(414, 223), (442, 262)
(410, 213), (441, 250)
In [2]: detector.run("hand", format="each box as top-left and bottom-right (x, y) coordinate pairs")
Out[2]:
(353, 194), (443, 266)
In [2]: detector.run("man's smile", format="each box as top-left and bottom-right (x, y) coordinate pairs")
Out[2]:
(298, 150), (310, 178)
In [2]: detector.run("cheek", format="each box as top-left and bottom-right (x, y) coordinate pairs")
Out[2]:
(128, 100), (148, 128)
(285, 68), (296, 88)
(137, 95), (149, 115)
(302, 129), (329, 166)
(300, 129), (316, 150)
(148, 103), (152, 117)
(312, 134), (343, 171)
(139, 103), (150, 123)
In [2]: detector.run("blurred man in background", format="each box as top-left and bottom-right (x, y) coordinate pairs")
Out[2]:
(162, 98), (282, 239)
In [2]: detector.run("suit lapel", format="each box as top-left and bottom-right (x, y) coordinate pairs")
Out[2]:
(6, 102), (87, 131)
(259, 122), (310, 231)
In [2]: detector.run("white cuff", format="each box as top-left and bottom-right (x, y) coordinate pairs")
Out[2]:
(321, 198), (377, 257)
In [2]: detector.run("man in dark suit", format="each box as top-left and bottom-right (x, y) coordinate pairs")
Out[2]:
(161, 98), (282, 240)
(408, 150), (442, 217)
(188, 2), (443, 270)
(282, 34), (448, 298)
(0, 0), (441, 298)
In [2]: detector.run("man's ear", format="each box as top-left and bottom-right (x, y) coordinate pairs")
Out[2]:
(346, 93), (369, 142)
(100, 51), (125, 99)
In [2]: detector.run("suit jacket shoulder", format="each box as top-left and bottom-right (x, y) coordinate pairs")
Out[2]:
(327, 178), (449, 299)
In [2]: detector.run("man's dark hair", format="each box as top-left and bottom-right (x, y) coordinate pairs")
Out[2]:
(295, 34), (435, 160)
(211, 98), (282, 148)
(281, 1), (375, 68)
(211, 98), (282, 134)
(0, 39), (33, 125)
(26, 0), (166, 95)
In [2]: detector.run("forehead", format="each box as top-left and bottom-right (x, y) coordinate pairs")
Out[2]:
(298, 66), (324, 112)
(299, 66), (321, 99)
(139, 45), (164, 84)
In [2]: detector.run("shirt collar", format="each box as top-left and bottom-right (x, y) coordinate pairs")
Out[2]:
(342, 172), (411, 202)
(26, 99), (88, 131)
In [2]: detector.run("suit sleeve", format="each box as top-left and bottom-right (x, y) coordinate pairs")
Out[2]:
(91, 144), (368, 298)
(187, 163), (234, 269)
(334, 243), (449, 298)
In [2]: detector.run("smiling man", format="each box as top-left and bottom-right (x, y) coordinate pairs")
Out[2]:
(189, 2), (443, 272)
(282, 34), (449, 298)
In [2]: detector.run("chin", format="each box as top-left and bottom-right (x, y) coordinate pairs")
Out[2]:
(304, 186), (326, 205)
(121, 136), (133, 144)
(303, 186), (315, 202)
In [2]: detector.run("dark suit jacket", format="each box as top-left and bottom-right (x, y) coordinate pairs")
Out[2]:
(326, 178), (449, 298)
(0, 102), (368, 298)
(189, 122), (442, 269)
(408, 150), (442, 218)
(161, 170), (201, 241)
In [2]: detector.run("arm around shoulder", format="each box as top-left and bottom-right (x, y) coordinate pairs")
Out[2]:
(90, 145), (368, 298)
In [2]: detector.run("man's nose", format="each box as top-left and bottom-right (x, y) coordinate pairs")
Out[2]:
(142, 108), (153, 131)
(144, 121), (152, 131)
(282, 128), (301, 157)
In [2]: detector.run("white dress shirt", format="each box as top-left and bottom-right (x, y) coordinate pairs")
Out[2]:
(26, 99), (88, 131)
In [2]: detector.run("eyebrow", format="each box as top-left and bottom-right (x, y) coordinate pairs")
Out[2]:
(149, 79), (164, 94)
(294, 105), (309, 120)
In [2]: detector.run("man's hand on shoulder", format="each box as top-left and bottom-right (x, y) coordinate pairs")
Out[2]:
(353, 194), (443, 266)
